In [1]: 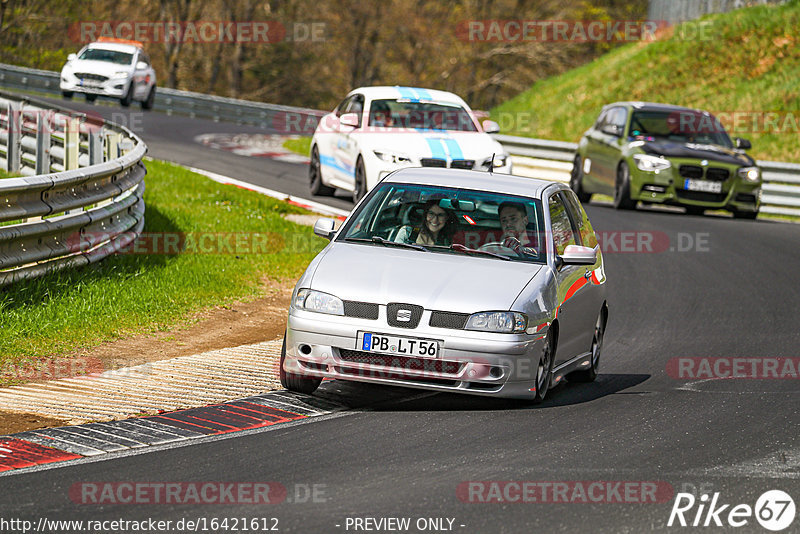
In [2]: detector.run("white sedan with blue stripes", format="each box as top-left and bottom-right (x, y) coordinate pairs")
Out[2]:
(309, 86), (512, 203)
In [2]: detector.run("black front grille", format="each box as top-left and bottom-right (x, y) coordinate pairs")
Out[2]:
(676, 189), (727, 203)
(421, 158), (447, 167)
(75, 73), (108, 83)
(450, 159), (475, 170)
(334, 366), (458, 386)
(735, 193), (757, 204)
(386, 303), (423, 328)
(339, 349), (465, 374)
(706, 168), (730, 181)
(429, 311), (469, 329)
(343, 300), (379, 320)
(679, 165), (704, 179)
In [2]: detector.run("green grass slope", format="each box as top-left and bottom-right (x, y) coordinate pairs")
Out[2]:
(491, 0), (800, 162)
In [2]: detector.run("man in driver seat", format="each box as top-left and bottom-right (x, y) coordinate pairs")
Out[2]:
(498, 201), (538, 256)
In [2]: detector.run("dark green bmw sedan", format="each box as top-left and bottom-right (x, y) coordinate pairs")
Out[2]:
(570, 102), (761, 218)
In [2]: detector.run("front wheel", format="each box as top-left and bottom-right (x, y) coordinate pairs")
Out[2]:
(531, 333), (556, 404)
(309, 145), (335, 196)
(570, 155), (591, 203)
(120, 83), (133, 107)
(353, 157), (367, 204)
(613, 162), (636, 210)
(279, 335), (322, 395)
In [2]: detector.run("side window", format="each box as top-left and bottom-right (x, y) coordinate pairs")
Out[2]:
(548, 194), (578, 256)
(611, 107), (628, 133)
(346, 94), (365, 127)
(594, 109), (609, 130)
(138, 51), (151, 65)
(560, 190), (597, 248)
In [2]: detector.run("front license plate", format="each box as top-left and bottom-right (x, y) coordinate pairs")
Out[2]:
(684, 179), (722, 193)
(359, 332), (440, 358)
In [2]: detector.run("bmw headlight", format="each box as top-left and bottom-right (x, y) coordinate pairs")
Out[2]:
(465, 311), (527, 333)
(293, 289), (344, 315)
(633, 154), (671, 172)
(373, 150), (413, 165)
(738, 166), (760, 183)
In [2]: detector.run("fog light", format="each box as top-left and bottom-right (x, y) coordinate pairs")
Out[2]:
(299, 344), (312, 355)
(490, 366), (503, 378)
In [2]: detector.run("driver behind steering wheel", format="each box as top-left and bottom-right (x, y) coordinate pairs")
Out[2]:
(498, 201), (538, 256)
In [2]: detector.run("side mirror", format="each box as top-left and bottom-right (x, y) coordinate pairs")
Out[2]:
(560, 244), (597, 265)
(67, 53), (77, 61)
(339, 112), (359, 128)
(602, 124), (622, 137)
(735, 137), (751, 150)
(482, 120), (500, 134)
(136, 61), (148, 70)
(313, 218), (337, 240)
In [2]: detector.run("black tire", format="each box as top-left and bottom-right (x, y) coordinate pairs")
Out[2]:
(141, 86), (156, 110)
(733, 209), (758, 220)
(353, 157), (367, 204)
(85, 93), (97, 103)
(531, 332), (556, 404)
(120, 83), (134, 107)
(685, 206), (705, 216)
(613, 162), (636, 210)
(309, 145), (335, 196)
(62, 91), (73, 99)
(279, 335), (322, 395)
(569, 309), (606, 383)
(570, 155), (591, 203)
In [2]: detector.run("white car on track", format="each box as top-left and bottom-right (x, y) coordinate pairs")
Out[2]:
(60, 38), (157, 109)
(309, 86), (512, 202)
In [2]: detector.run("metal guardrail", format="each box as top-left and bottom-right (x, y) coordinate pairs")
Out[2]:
(494, 134), (800, 218)
(2, 62), (797, 218)
(0, 62), (323, 130)
(0, 90), (146, 286)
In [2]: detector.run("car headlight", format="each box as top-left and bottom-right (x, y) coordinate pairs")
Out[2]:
(482, 154), (508, 168)
(113, 71), (130, 79)
(465, 311), (527, 333)
(293, 289), (344, 315)
(633, 154), (671, 172)
(373, 150), (413, 165)
(738, 166), (760, 182)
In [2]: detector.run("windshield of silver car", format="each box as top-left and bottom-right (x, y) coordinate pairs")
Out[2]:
(338, 183), (546, 263)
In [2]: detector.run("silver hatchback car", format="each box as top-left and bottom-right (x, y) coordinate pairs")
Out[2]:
(281, 168), (608, 402)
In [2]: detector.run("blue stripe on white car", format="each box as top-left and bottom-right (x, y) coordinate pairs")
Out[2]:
(442, 138), (464, 160)
(320, 154), (354, 177)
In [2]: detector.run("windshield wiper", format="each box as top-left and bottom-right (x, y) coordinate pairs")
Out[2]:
(344, 236), (428, 252)
(449, 243), (510, 261)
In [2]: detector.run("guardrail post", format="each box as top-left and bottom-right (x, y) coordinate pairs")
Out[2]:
(88, 129), (103, 165)
(106, 131), (120, 161)
(64, 116), (79, 170)
(5, 100), (21, 173)
(35, 111), (51, 174)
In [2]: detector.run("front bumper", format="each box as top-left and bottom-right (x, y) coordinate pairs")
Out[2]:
(629, 160), (761, 212)
(60, 77), (127, 97)
(285, 308), (546, 399)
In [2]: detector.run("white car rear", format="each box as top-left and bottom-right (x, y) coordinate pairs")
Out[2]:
(60, 38), (157, 109)
(309, 86), (512, 202)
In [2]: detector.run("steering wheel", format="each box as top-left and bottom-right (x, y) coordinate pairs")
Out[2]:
(480, 238), (538, 257)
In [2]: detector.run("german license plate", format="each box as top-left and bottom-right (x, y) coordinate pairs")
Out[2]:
(684, 179), (722, 193)
(358, 332), (440, 358)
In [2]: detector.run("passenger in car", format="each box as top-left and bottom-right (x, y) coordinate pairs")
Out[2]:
(394, 200), (458, 246)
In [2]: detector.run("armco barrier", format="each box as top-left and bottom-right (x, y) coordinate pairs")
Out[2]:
(0, 90), (146, 286)
(2, 62), (798, 217)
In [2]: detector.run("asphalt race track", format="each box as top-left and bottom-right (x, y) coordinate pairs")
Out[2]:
(3, 97), (799, 532)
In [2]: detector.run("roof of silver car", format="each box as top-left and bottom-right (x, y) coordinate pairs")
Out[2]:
(383, 167), (560, 198)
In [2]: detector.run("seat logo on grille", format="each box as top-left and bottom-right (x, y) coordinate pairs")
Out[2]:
(396, 309), (412, 322)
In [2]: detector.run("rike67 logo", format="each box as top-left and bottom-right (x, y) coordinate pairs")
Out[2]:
(668, 490), (796, 531)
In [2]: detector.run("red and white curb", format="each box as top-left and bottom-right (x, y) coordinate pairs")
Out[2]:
(0, 391), (341, 473)
(194, 133), (311, 164)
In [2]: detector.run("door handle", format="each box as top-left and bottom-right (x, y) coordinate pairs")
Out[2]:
(584, 270), (592, 279)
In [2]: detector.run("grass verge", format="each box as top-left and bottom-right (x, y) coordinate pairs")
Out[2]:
(0, 159), (326, 377)
(283, 136), (312, 156)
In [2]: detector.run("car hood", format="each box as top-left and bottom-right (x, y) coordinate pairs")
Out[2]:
(362, 130), (505, 161)
(310, 243), (542, 312)
(638, 140), (754, 166)
(63, 60), (131, 76)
